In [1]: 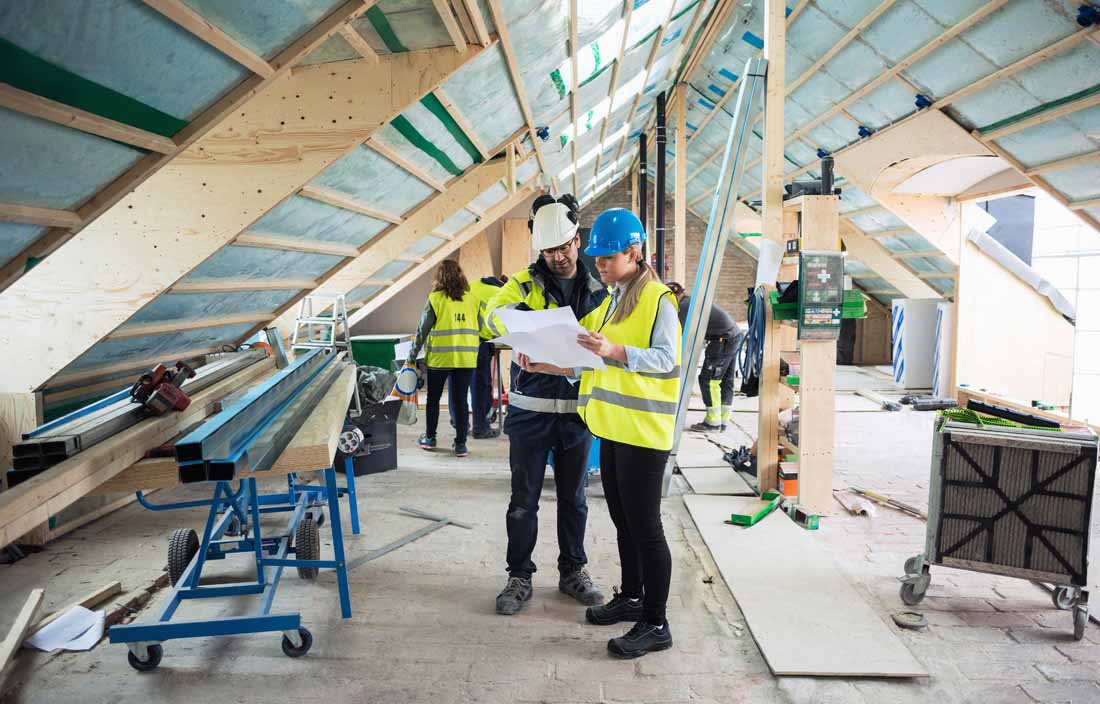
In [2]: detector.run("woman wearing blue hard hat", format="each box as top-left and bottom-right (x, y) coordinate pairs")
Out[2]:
(517, 207), (681, 658)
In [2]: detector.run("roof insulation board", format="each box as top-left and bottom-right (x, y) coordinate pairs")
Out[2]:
(185, 246), (346, 281)
(250, 196), (389, 248)
(311, 145), (437, 216)
(0, 222), (46, 270)
(58, 323), (261, 374)
(128, 290), (304, 325)
(181, 0), (347, 59)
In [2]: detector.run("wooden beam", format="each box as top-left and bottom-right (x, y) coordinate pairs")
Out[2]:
(142, 0), (275, 77)
(0, 203), (81, 229)
(788, 0), (897, 101)
(840, 221), (939, 299)
(299, 185), (404, 224)
(1069, 196), (1100, 211)
(235, 231), (360, 258)
(866, 227), (913, 239)
(485, 0), (551, 180)
(26, 583), (123, 638)
(978, 92), (1100, 141)
(431, 0), (467, 52)
(0, 84), (177, 154)
(0, 43), (489, 394)
(366, 138), (448, 191)
(171, 278), (316, 293)
(47, 346), (228, 387)
(673, 82), (687, 284)
(394, 255), (424, 263)
(338, 24), (379, 63)
(109, 312), (275, 340)
(1025, 150), (1100, 176)
(0, 358), (274, 547)
(892, 250), (945, 259)
(460, 0), (492, 46)
(0, 1), (382, 293)
(0, 589), (44, 672)
(590, 0), (633, 183)
(915, 270), (954, 280)
(348, 177), (538, 326)
(434, 88), (489, 160)
(507, 143), (516, 194)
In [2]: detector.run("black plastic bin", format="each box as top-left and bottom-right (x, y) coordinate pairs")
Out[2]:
(338, 399), (401, 476)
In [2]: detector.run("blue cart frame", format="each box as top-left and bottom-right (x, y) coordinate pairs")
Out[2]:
(109, 457), (360, 670)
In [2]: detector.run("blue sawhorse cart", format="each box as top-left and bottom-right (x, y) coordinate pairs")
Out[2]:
(109, 457), (360, 671)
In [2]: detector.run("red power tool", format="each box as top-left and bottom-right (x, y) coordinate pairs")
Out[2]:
(130, 362), (196, 415)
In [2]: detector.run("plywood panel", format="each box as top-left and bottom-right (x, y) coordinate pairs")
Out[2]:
(500, 218), (530, 277)
(684, 495), (926, 677)
(459, 230), (493, 281)
(679, 466), (756, 496)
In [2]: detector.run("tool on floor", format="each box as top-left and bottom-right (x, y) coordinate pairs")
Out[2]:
(849, 486), (926, 520)
(891, 612), (928, 630)
(898, 395), (957, 412)
(726, 491), (781, 527)
(130, 362), (195, 415)
(855, 388), (901, 412)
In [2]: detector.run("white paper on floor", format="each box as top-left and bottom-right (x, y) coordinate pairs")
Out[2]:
(23, 606), (105, 653)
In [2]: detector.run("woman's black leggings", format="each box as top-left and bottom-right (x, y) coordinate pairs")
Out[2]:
(599, 437), (672, 624)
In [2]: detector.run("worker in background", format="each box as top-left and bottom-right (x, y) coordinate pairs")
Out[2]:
(405, 259), (480, 458)
(667, 281), (744, 432)
(482, 193), (609, 616)
(467, 274), (507, 439)
(518, 208), (680, 659)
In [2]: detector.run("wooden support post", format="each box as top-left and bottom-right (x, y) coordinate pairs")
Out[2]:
(673, 83), (687, 284)
(797, 196), (840, 515)
(756, 0), (786, 494)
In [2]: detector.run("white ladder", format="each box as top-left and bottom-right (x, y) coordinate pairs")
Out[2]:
(292, 294), (350, 352)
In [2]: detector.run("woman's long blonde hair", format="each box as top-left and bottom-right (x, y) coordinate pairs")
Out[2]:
(609, 244), (658, 325)
(433, 259), (469, 302)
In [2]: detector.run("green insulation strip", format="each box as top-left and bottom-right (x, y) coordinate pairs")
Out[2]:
(0, 37), (187, 139)
(550, 68), (568, 99)
(578, 61), (613, 89)
(365, 6), (408, 53)
(978, 83), (1100, 137)
(390, 115), (464, 176)
(420, 93), (483, 163)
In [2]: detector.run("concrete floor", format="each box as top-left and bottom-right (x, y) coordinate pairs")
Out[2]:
(2, 379), (1100, 703)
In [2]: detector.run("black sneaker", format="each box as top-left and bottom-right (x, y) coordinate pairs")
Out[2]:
(586, 588), (643, 625)
(471, 427), (501, 439)
(689, 421), (722, 433)
(559, 569), (605, 606)
(495, 576), (532, 615)
(607, 620), (673, 658)
(454, 441), (469, 457)
(418, 434), (436, 450)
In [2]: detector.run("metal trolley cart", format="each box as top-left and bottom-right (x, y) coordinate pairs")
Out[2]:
(900, 413), (1096, 640)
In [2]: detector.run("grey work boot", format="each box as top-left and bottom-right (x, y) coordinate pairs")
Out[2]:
(496, 576), (533, 615)
(559, 569), (605, 606)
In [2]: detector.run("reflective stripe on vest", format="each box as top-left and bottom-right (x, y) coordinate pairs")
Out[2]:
(508, 390), (579, 414)
(577, 281), (681, 451)
(427, 290), (480, 368)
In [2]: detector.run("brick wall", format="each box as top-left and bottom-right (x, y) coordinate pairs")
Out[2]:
(578, 179), (757, 320)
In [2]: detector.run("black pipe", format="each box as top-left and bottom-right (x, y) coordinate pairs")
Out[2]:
(639, 133), (648, 240)
(655, 91), (667, 279)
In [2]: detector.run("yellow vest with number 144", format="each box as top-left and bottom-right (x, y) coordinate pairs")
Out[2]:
(427, 289), (480, 368)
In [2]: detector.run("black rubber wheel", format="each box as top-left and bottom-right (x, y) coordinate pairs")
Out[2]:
(127, 644), (163, 672)
(904, 556), (921, 575)
(281, 627), (313, 658)
(167, 528), (199, 586)
(313, 511), (325, 528)
(1053, 586), (1079, 611)
(224, 515), (242, 537)
(1074, 606), (1088, 641)
(900, 581), (926, 606)
(295, 517), (320, 580)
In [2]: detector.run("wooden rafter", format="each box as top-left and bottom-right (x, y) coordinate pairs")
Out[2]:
(460, 0), (492, 46)
(485, 0), (552, 184)
(1025, 150), (1100, 176)
(338, 24), (379, 63)
(978, 91), (1100, 141)
(0, 203), (81, 229)
(299, 185), (404, 224)
(170, 278), (318, 293)
(366, 138), (449, 192)
(141, 0), (275, 77)
(1070, 196), (1100, 211)
(235, 232), (360, 258)
(434, 88), (490, 160)
(0, 84), (176, 155)
(0, 0), (383, 295)
(431, 0), (468, 52)
(590, 0), (633, 184)
(109, 312), (275, 340)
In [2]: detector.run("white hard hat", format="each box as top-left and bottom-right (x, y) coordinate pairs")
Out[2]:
(531, 202), (579, 251)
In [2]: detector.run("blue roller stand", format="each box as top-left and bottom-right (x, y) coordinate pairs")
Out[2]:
(109, 456), (360, 671)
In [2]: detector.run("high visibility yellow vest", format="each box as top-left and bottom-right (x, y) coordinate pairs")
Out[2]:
(427, 289), (480, 368)
(468, 279), (503, 340)
(577, 281), (682, 451)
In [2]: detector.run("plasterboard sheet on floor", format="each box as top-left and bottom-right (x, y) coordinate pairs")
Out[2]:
(683, 494), (927, 678)
(676, 435), (727, 469)
(680, 466), (756, 496)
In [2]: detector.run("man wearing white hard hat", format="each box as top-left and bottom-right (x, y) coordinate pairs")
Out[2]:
(481, 193), (610, 616)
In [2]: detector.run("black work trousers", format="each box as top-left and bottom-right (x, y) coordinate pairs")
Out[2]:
(505, 432), (590, 579)
(600, 437), (672, 625)
(425, 367), (473, 444)
(698, 336), (740, 409)
(470, 341), (495, 433)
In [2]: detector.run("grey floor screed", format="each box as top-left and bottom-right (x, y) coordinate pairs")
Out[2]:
(1, 394), (1098, 703)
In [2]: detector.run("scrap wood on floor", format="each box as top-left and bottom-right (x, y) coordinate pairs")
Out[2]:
(683, 494), (927, 678)
(1, 588), (44, 679)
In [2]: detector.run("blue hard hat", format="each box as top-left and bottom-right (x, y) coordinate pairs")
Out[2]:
(585, 208), (646, 257)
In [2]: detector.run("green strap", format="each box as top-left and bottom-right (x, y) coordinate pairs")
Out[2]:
(390, 115), (464, 177)
(0, 37), (186, 140)
(978, 83), (1100, 137)
(364, 7), (408, 53)
(420, 93), (483, 164)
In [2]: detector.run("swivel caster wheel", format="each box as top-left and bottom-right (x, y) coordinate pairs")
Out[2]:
(281, 627), (313, 658)
(1074, 605), (1089, 641)
(127, 644), (163, 672)
(900, 580), (927, 606)
(904, 556), (922, 575)
(1053, 586), (1080, 610)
